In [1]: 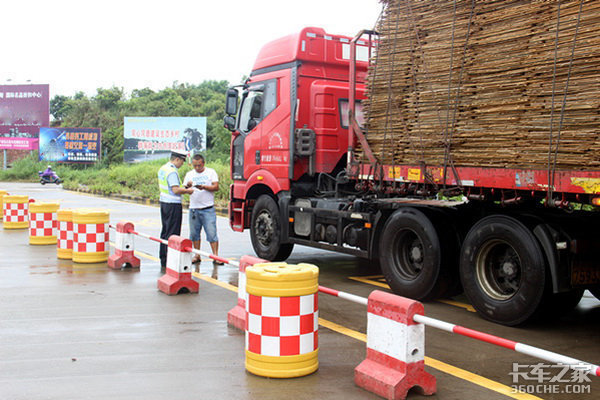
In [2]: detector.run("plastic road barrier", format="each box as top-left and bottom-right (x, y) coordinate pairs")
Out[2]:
(72, 209), (110, 263)
(2, 195), (29, 229)
(157, 235), (199, 295)
(28, 202), (60, 245)
(227, 255), (267, 330)
(317, 288), (600, 380)
(57, 209), (74, 259)
(355, 290), (436, 400)
(108, 221), (140, 269)
(0, 190), (7, 221)
(245, 262), (320, 378)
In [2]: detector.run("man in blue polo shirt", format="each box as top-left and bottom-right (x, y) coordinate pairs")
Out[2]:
(157, 150), (194, 268)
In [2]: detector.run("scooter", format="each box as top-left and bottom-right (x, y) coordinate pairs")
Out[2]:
(38, 171), (62, 185)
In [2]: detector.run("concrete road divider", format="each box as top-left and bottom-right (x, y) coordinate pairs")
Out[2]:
(245, 262), (320, 378)
(355, 290), (436, 400)
(3, 195), (29, 229)
(227, 254), (266, 331)
(72, 209), (110, 263)
(157, 235), (199, 295)
(108, 221), (141, 269)
(57, 209), (74, 259)
(28, 202), (59, 245)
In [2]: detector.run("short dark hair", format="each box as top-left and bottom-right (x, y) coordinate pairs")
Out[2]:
(192, 154), (205, 162)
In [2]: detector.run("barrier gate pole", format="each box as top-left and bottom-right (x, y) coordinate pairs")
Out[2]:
(317, 287), (600, 378)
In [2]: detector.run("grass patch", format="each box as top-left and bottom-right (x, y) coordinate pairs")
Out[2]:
(0, 152), (231, 207)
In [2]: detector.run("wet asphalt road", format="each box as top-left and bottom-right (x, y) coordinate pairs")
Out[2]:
(0, 182), (598, 400)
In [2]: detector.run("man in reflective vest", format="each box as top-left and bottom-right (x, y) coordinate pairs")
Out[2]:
(157, 150), (194, 268)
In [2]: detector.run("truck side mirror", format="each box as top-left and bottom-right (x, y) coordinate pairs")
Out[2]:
(224, 115), (236, 131)
(225, 88), (239, 116)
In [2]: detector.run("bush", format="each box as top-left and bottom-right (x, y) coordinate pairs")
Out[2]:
(0, 155), (231, 207)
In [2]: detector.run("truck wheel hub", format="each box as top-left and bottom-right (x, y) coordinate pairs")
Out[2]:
(255, 211), (274, 246)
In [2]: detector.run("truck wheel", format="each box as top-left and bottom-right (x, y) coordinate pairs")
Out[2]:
(379, 207), (447, 301)
(250, 195), (294, 261)
(460, 215), (546, 326)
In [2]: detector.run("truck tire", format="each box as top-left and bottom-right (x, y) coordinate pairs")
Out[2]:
(379, 207), (450, 301)
(460, 215), (546, 326)
(250, 195), (294, 261)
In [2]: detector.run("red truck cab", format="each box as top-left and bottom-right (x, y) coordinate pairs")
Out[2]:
(225, 27), (370, 236)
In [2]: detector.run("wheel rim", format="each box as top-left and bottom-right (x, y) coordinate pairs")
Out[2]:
(392, 229), (424, 281)
(475, 239), (522, 301)
(254, 210), (274, 247)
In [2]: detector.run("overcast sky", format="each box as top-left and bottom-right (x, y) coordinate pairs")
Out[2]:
(1, 0), (383, 98)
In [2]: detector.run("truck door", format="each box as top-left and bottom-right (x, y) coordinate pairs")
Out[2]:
(232, 81), (278, 180)
(232, 85), (264, 180)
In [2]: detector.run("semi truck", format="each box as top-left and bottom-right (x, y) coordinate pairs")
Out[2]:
(223, 1), (600, 325)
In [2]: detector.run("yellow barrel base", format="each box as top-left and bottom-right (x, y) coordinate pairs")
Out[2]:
(246, 349), (318, 378)
(29, 236), (57, 245)
(72, 251), (109, 264)
(3, 222), (29, 230)
(57, 248), (73, 260)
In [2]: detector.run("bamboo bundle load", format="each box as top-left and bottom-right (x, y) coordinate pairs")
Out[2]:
(362, 0), (600, 171)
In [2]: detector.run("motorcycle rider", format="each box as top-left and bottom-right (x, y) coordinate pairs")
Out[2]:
(42, 165), (54, 178)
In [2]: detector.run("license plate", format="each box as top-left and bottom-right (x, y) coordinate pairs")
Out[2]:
(571, 266), (600, 286)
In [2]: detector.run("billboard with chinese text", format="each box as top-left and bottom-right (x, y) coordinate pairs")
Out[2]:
(38, 127), (101, 163)
(123, 116), (206, 162)
(0, 84), (50, 150)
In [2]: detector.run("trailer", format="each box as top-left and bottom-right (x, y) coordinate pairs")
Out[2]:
(224, 1), (600, 325)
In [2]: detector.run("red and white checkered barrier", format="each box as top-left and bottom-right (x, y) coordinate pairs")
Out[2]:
(3, 196), (29, 229)
(0, 190), (8, 221)
(57, 209), (74, 259)
(108, 221), (140, 269)
(246, 293), (319, 357)
(228, 255), (266, 330)
(74, 222), (109, 253)
(28, 202), (59, 245)
(72, 209), (110, 263)
(30, 212), (57, 237)
(158, 235), (199, 295)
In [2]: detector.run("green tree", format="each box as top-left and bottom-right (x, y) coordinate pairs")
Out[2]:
(50, 80), (231, 165)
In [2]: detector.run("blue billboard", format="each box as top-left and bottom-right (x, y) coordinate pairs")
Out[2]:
(123, 116), (206, 162)
(38, 127), (101, 163)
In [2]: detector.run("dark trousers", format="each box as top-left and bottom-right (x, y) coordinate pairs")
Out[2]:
(159, 202), (182, 267)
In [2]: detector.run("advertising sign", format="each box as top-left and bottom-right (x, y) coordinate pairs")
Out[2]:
(123, 116), (206, 162)
(0, 84), (50, 150)
(38, 127), (101, 163)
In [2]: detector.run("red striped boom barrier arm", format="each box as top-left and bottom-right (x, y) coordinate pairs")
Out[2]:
(108, 224), (239, 267)
(318, 285), (368, 306)
(317, 285), (599, 378)
(413, 314), (600, 378)
(185, 247), (240, 268)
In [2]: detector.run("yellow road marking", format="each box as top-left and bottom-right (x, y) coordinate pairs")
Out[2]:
(349, 275), (476, 312)
(193, 272), (238, 292)
(438, 299), (477, 313)
(348, 275), (390, 289)
(122, 247), (542, 399)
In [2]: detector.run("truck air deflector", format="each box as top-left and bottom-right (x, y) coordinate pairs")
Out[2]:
(250, 61), (301, 77)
